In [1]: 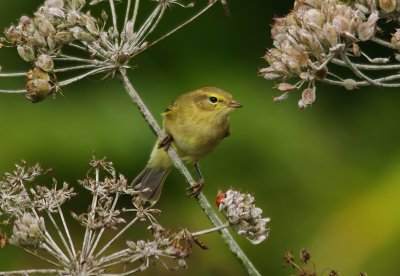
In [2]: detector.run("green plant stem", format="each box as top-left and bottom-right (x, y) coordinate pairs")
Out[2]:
(118, 68), (261, 276)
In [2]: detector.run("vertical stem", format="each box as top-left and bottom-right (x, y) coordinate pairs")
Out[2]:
(137, 5), (166, 46)
(58, 206), (76, 258)
(88, 193), (121, 257)
(47, 211), (74, 260)
(124, 0), (132, 28)
(134, 5), (162, 44)
(131, 0), (140, 31)
(108, 0), (118, 32)
(95, 216), (139, 257)
(81, 167), (100, 263)
(118, 69), (261, 276)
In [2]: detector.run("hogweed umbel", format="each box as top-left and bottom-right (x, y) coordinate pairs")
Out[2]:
(0, 157), (269, 275)
(262, 0), (400, 108)
(0, 0), (226, 101)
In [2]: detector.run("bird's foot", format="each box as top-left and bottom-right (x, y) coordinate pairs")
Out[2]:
(186, 179), (204, 198)
(158, 135), (173, 150)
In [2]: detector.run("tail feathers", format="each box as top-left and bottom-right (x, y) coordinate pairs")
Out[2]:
(132, 167), (171, 203)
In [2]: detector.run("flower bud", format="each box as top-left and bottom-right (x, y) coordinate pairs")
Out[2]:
(17, 45), (36, 62)
(26, 79), (52, 95)
(358, 23), (374, 41)
(357, 11), (378, 41)
(55, 31), (74, 45)
(101, 10), (109, 22)
(303, 9), (325, 28)
(332, 15), (350, 34)
(47, 36), (57, 50)
(70, 0), (86, 9)
(4, 26), (23, 42)
(19, 15), (32, 25)
(322, 23), (338, 46)
(178, 259), (187, 269)
(37, 18), (57, 37)
(276, 82), (296, 91)
(71, 27), (95, 43)
(27, 67), (51, 81)
(343, 79), (358, 90)
(36, 54), (54, 72)
(367, 0), (378, 10)
(86, 21), (99, 36)
(391, 29), (400, 50)
(298, 99), (307, 109)
(298, 29), (314, 47)
(301, 87), (316, 105)
(45, 0), (64, 8)
(263, 73), (282, 80)
(124, 20), (135, 42)
(67, 10), (81, 25)
(273, 92), (289, 102)
(272, 61), (290, 75)
(352, 43), (361, 57)
(379, 0), (396, 13)
(108, 27), (119, 40)
(82, 14), (99, 36)
(48, 7), (66, 19)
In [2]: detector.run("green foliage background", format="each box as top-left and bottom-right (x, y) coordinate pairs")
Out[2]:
(0, 0), (400, 275)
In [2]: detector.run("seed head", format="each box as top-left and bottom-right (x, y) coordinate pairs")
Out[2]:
(9, 213), (46, 249)
(218, 189), (270, 244)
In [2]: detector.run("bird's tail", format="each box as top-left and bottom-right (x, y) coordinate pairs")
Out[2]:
(132, 166), (171, 203)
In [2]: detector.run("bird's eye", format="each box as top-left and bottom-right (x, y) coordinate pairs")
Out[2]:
(209, 96), (218, 103)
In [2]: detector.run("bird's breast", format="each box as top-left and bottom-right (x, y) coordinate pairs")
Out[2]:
(164, 113), (229, 163)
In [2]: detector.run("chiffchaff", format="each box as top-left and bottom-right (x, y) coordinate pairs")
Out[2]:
(132, 87), (242, 203)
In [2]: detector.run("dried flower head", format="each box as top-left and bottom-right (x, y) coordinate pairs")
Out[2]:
(0, 156), (243, 275)
(262, 0), (400, 107)
(9, 213), (46, 249)
(0, 0), (227, 102)
(284, 248), (317, 276)
(217, 189), (270, 244)
(124, 225), (197, 271)
(300, 248), (311, 264)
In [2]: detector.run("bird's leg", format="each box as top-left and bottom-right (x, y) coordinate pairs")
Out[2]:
(186, 162), (205, 197)
(158, 135), (173, 150)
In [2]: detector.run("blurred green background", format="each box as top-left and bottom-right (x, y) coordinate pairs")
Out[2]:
(1, 0), (400, 275)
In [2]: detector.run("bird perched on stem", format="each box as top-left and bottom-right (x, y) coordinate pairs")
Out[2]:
(132, 87), (242, 204)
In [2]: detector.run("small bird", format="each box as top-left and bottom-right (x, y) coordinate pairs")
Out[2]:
(132, 87), (242, 204)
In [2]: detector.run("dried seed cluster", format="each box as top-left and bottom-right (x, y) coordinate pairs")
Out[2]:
(125, 225), (197, 271)
(1, 0), (201, 102)
(218, 189), (270, 244)
(1, 157), (256, 275)
(261, 0), (400, 108)
(3, 0), (94, 101)
(9, 213), (46, 249)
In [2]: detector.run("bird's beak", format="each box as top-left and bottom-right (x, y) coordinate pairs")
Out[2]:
(227, 100), (243, 108)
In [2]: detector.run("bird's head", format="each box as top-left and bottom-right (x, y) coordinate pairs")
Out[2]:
(192, 87), (243, 114)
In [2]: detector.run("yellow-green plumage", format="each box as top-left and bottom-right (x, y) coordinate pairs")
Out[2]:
(132, 87), (242, 203)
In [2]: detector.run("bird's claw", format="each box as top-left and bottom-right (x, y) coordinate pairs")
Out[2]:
(186, 179), (204, 198)
(158, 135), (173, 150)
